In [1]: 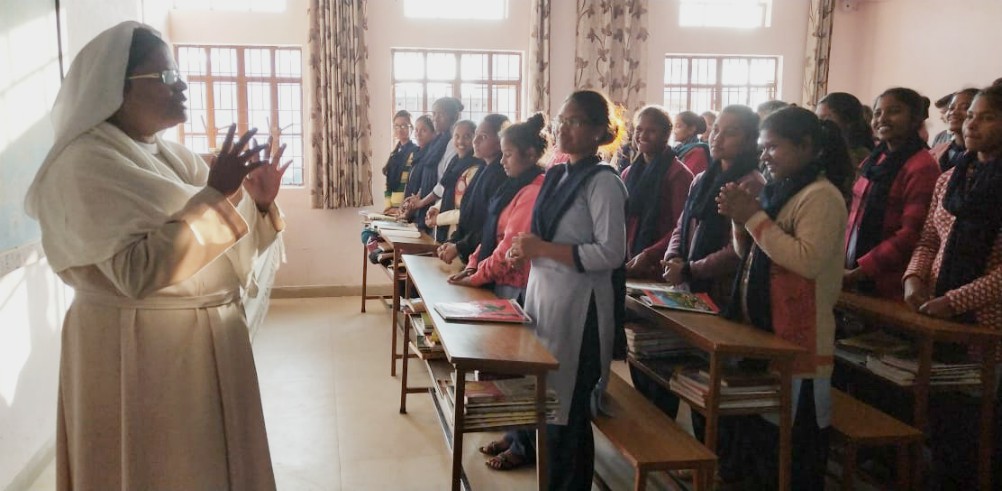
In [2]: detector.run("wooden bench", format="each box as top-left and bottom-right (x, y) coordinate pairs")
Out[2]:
(831, 388), (924, 491)
(592, 373), (717, 491)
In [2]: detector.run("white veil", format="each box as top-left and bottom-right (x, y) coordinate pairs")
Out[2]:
(24, 21), (160, 218)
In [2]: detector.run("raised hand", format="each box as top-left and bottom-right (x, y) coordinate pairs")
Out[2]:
(244, 134), (292, 212)
(207, 124), (267, 198)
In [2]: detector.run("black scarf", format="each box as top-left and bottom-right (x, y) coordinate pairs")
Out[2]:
(678, 153), (759, 292)
(451, 155), (506, 260)
(478, 166), (544, 262)
(846, 135), (928, 269)
(531, 156), (628, 358)
(403, 144), (429, 197)
(386, 140), (418, 193)
(938, 140), (967, 172)
(412, 132), (452, 233)
(624, 148), (677, 257)
(435, 154), (484, 242)
(725, 164), (822, 332)
(935, 154), (1002, 322)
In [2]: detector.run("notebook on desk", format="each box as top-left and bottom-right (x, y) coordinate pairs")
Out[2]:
(433, 299), (533, 324)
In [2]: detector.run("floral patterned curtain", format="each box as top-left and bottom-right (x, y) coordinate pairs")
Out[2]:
(802, 0), (836, 108)
(528, 0), (551, 114)
(574, 0), (649, 115)
(308, 0), (373, 209)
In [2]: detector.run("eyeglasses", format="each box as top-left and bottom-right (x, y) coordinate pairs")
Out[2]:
(552, 116), (592, 130)
(127, 68), (183, 85)
(393, 124), (412, 130)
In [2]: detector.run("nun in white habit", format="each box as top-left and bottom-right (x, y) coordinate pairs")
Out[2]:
(25, 22), (287, 490)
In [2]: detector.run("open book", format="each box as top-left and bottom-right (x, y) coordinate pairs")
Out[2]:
(639, 289), (720, 314)
(433, 299), (532, 324)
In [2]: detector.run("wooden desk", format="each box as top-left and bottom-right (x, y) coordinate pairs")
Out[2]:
(360, 228), (438, 377)
(836, 291), (1002, 490)
(402, 255), (559, 491)
(625, 295), (803, 491)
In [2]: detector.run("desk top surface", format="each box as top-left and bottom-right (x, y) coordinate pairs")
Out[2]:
(626, 296), (803, 358)
(380, 230), (438, 248)
(838, 291), (1002, 342)
(403, 256), (559, 373)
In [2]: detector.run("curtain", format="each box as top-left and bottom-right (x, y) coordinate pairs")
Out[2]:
(308, 0), (373, 209)
(574, 0), (650, 115)
(802, 0), (836, 108)
(528, 0), (551, 114)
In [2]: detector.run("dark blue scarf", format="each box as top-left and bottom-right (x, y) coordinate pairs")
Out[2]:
(435, 154), (483, 242)
(386, 140), (418, 193)
(478, 166), (544, 262)
(623, 149), (676, 258)
(452, 155), (507, 261)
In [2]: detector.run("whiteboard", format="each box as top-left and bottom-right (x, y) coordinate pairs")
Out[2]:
(0, 0), (61, 252)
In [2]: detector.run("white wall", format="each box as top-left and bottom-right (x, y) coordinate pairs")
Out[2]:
(0, 1), (172, 487)
(829, 0), (1002, 136)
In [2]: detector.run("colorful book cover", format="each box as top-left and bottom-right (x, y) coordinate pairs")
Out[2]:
(433, 299), (532, 324)
(640, 289), (720, 314)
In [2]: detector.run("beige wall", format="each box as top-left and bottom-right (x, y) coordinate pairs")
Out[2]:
(828, 0), (1002, 136)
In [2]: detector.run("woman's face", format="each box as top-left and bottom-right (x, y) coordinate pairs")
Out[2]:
(414, 121), (435, 148)
(555, 100), (604, 157)
(815, 102), (846, 130)
(673, 115), (694, 142)
(946, 92), (975, 134)
(963, 95), (1002, 156)
(392, 116), (412, 143)
(432, 103), (458, 134)
(473, 122), (502, 160)
(452, 124), (474, 157)
(873, 95), (917, 146)
(708, 111), (750, 162)
(758, 128), (814, 180)
(119, 44), (187, 135)
(634, 113), (669, 156)
(500, 137), (538, 178)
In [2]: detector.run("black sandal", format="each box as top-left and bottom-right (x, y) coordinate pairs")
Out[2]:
(478, 439), (510, 456)
(485, 449), (529, 471)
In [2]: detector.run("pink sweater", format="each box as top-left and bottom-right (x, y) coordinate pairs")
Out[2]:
(467, 174), (545, 289)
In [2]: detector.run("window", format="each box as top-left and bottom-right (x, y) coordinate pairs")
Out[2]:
(663, 55), (780, 115)
(392, 49), (522, 124)
(403, 0), (507, 20)
(173, 45), (305, 186)
(678, 0), (772, 28)
(172, 0), (286, 12)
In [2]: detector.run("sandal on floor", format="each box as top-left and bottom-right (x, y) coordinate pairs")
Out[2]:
(478, 438), (510, 456)
(484, 449), (529, 471)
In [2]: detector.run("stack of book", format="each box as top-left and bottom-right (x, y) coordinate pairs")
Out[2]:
(435, 376), (558, 430)
(410, 312), (442, 355)
(370, 220), (421, 238)
(624, 322), (693, 359)
(669, 367), (780, 410)
(834, 330), (912, 366)
(864, 354), (981, 387)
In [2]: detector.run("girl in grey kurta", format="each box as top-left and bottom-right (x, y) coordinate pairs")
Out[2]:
(24, 23), (287, 490)
(506, 90), (627, 490)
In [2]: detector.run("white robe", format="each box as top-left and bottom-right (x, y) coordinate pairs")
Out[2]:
(33, 122), (282, 490)
(524, 169), (627, 425)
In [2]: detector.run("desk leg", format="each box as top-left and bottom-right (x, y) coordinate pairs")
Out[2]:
(703, 354), (722, 454)
(778, 359), (793, 491)
(399, 313), (411, 414)
(535, 373), (549, 491)
(390, 251), (401, 377)
(978, 342), (997, 491)
(452, 368), (467, 491)
(361, 242), (368, 313)
(913, 336), (934, 485)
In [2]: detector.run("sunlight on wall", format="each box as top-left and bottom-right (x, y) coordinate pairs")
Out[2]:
(0, 10), (60, 157)
(0, 267), (31, 406)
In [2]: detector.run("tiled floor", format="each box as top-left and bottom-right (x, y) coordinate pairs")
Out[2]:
(24, 296), (855, 490)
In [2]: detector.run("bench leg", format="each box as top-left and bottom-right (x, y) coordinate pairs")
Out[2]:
(842, 442), (857, 491)
(692, 466), (713, 491)
(895, 443), (911, 491)
(633, 469), (646, 491)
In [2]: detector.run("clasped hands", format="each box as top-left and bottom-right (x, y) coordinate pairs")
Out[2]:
(207, 124), (292, 212)
(904, 276), (956, 318)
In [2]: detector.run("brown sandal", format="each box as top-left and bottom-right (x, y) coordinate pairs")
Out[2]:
(478, 438), (510, 456)
(485, 449), (529, 471)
